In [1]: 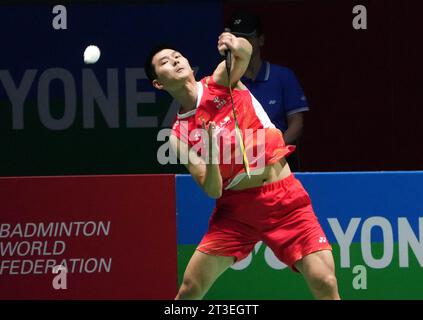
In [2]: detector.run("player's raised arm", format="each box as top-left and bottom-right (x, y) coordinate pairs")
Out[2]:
(213, 32), (252, 88)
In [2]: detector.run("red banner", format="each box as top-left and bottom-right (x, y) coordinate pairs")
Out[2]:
(0, 174), (177, 299)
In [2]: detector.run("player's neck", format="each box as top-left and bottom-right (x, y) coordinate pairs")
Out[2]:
(171, 78), (198, 113)
(244, 54), (262, 81)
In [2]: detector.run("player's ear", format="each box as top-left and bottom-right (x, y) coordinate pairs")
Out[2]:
(153, 79), (164, 90)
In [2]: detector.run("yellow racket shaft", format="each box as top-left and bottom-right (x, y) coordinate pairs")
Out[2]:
(235, 123), (250, 178)
(227, 69), (250, 178)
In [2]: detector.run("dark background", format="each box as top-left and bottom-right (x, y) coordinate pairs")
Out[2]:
(224, 0), (423, 171)
(1, 0), (422, 176)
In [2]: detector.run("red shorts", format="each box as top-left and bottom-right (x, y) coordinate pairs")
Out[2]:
(197, 174), (332, 271)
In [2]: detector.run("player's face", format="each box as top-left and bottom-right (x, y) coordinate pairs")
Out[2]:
(152, 49), (192, 87)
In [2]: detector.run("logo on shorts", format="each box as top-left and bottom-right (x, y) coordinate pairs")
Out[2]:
(319, 237), (327, 243)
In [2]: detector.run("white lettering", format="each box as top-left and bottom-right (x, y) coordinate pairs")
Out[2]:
(125, 68), (157, 127)
(0, 70), (37, 129)
(328, 217), (361, 268)
(82, 69), (119, 128)
(38, 68), (76, 130)
(361, 217), (393, 268)
(398, 217), (423, 267)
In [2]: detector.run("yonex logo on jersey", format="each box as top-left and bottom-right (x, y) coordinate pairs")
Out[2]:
(234, 19), (242, 25)
(268, 100), (276, 105)
(319, 237), (327, 243)
(213, 97), (226, 109)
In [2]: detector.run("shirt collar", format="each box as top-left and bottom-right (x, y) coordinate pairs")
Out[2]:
(243, 61), (270, 83)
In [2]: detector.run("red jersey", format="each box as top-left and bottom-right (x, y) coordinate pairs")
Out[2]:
(171, 76), (295, 190)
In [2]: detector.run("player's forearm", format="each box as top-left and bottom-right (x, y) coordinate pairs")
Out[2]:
(232, 37), (252, 62)
(230, 37), (252, 81)
(202, 163), (223, 199)
(200, 121), (222, 198)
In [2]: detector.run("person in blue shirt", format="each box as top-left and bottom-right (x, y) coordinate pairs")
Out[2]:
(226, 11), (309, 171)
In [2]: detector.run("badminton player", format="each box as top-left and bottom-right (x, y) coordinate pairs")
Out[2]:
(145, 32), (340, 300)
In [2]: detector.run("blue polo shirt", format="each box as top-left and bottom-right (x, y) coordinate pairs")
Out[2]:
(241, 61), (309, 132)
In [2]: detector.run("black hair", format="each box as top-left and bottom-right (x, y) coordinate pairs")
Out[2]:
(144, 43), (180, 84)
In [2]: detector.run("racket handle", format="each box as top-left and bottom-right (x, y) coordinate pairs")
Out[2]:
(223, 28), (232, 77)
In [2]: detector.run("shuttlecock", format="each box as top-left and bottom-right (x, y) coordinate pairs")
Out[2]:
(83, 45), (101, 64)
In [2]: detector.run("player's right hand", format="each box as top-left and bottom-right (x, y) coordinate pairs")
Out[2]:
(202, 120), (219, 164)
